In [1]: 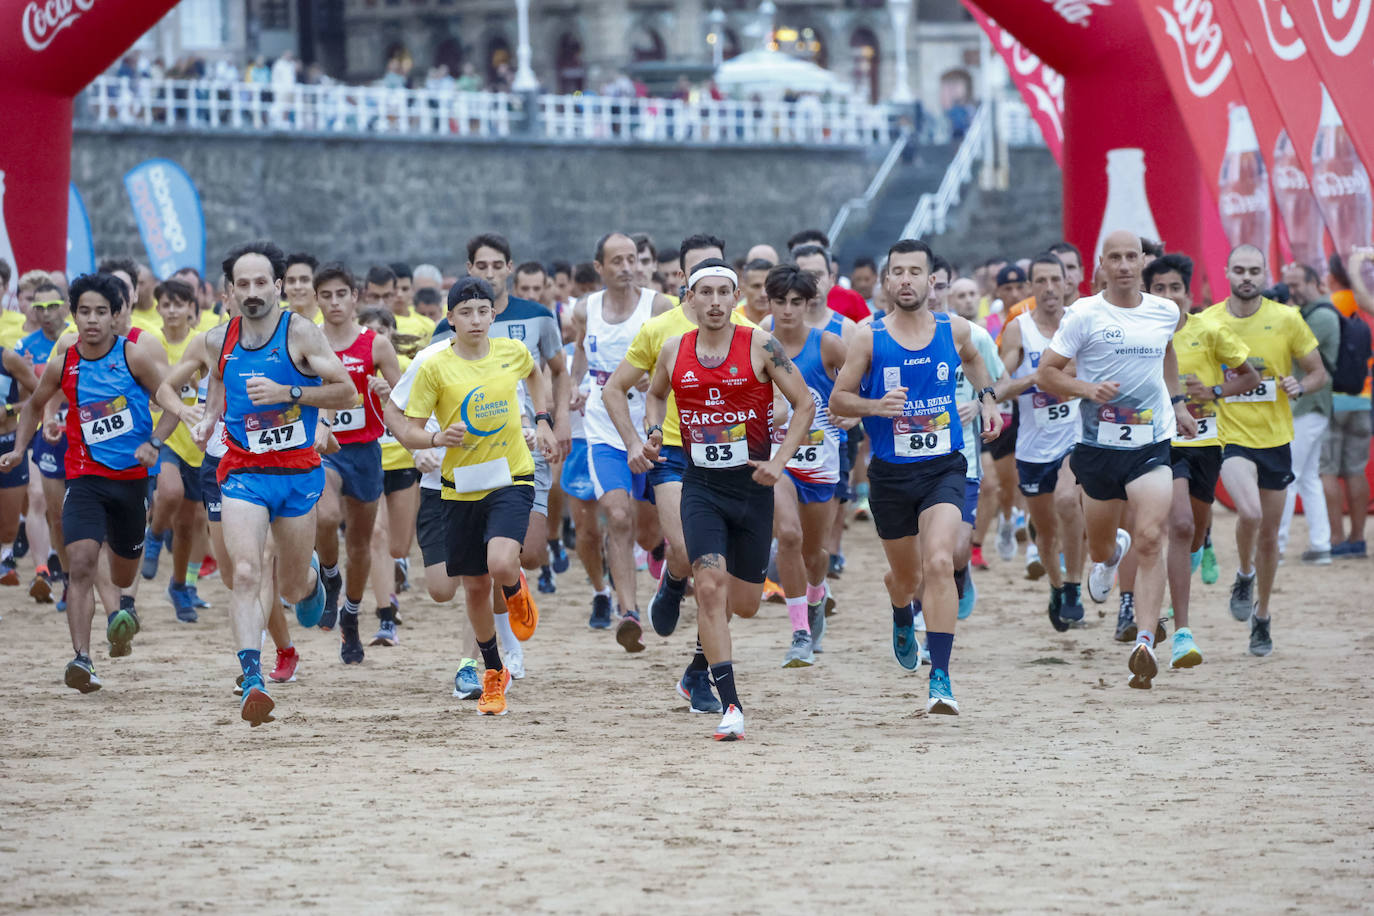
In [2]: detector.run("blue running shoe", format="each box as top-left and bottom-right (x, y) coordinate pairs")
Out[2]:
(957, 573), (977, 620)
(676, 669), (722, 714)
(167, 582), (198, 623)
(140, 527), (163, 580)
(1170, 627), (1203, 669)
(549, 540), (570, 574)
(240, 675), (275, 727)
(588, 592), (613, 629)
(893, 621), (921, 670)
(453, 658), (481, 699)
(537, 565), (557, 594)
(1059, 582), (1085, 625)
(295, 554), (326, 629)
(927, 668), (959, 714)
(189, 586), (210, 609)
(648, 574), (684, 637)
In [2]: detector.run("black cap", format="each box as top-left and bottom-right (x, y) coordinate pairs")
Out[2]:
(996, 265), (1028, 286)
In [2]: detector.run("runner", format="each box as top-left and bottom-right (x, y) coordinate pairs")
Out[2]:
(764, 263), (845, 666)
(283, 252), (323, 324)
(1206, 244), (1326, 656)
(195, 241), (357, 726)
(0, 306), (40, 588)
(570, 232), (671, 646)
(830, 239), (1001, 715)
(736, 258), (773, 326)
(0, 272), (178, 692)
(392, 276), (556, 716)
(999, 253), (1086, 631)
(314, 263), (402, 660)
(643, 258), (816, 739)
(1036, 231), (1197, 689)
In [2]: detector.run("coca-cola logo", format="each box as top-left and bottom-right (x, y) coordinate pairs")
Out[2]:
(1314, 169), (1372, 197)
(997, 28), (1065, 143)
(1274, 163), (1312, 190)
(1155, 1), (1234, 97)
(21, 0), (96, 52)
(1258, 0), (1307, 60)
(1220, 188), (1270, 216)
(1312, 0), (1371, 56)
(1043, 0), (1113, 28)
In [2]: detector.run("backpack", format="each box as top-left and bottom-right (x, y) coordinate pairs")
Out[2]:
(1309, 302), (1373, 395)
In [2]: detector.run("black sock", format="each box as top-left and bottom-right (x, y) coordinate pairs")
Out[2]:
(665, 573), (687, 593)
(709, 661), (741, 711)
(501, 582), (521, 600)
(477, 635), (503, 672)
(548, 538), (561, 551)
(377, 604), (395, 623)
(687, 638), (709, 673)
(651, 542), (665, 562)
(954, 566), (968, 600)
(892, 602), (914, 628)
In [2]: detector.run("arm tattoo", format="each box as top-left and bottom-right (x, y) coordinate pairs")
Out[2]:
(762, 336), (794, 374)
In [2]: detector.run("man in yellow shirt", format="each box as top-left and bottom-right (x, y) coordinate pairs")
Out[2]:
(283, 252), (324, 325)
(393, 276), (556, 718)
(1208, 245), (1327, 657)
(383, 262), (437, 346)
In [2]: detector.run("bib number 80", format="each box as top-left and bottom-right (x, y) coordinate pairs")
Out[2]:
(908, 432), (940, 451)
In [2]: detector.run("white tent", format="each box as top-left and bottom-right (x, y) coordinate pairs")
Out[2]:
(713, 49), (849, 98)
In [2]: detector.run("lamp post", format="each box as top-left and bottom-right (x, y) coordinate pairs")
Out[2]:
(887, 0), (912, 104)
(512, 0), (539, 91)
(708, 7), (726, 68)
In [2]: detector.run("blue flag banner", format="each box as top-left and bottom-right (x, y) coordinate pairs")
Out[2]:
(123, 158), (205, 280)
(66, 183), (95, 279)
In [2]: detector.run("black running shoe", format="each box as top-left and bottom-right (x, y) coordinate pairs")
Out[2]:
(319, 568), (343, 631)
(339, 612), (365, 664)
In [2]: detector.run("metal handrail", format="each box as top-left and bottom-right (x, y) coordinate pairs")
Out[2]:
(827, 130), (911, 247)
(900, 103), (991, 240)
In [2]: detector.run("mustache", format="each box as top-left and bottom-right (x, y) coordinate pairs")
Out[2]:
(243, 297), (268, 308)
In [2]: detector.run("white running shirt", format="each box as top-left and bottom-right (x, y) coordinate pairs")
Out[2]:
(1013, 311), (1080, 463)
(582, 287), (654, 448)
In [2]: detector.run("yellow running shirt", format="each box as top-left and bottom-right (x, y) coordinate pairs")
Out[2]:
(1204, 298), (1318, 449)
(394, 311), (437, 350)
(129, 307), (163, 338)
(1172, 311), (1250, 449)
(624, 306), (759, 448)
(160, 331), (205, 468)
(404, 338), (534, 501)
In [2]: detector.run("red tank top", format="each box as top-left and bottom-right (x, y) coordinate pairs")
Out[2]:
(672, 324), (773, 472)
(333, 327), (384, 445)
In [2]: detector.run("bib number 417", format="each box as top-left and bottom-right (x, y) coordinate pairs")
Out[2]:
(258, 425), (296, 449)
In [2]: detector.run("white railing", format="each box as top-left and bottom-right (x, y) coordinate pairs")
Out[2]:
(78, 76), (900, 147)
(1000, 96), (1048, 148)
(827, 130), (912, 246)
(901, 103), (992, 240)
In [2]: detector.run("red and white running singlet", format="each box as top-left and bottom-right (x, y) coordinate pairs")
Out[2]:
(333, 327), (384, 445)
(671, 325), (773, 471)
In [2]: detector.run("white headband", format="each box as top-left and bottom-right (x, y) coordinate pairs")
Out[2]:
(687, 265), (739, 291)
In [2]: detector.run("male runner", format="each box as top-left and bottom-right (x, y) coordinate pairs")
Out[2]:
(1, 273), (178, 691)
(830, 239), (1002, 715)
(736, 258), (773, 326)
(314, 263), (402, 658)
(195, 241), (356, 726)
(644, 258), (815, 740)
(283, 252), (322, 324)
(999, 254), (1086, 630)
(1037, 231), (1197, 689)
(1206, 245), (1326, 656)
(0, 309), (40, 587)
(393, 277), (557, 716)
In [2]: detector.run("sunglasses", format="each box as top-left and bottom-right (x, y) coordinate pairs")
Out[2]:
(31, 300), (65, 310)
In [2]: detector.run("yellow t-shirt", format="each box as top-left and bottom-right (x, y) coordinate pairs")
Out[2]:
(129, 307), (163, 337)
(0, 311), (26, 350)
(1205, 298), (1318, 449)
(160, 331), (204, 468)
(1173, 311), (1250, 449)
(197, 309), (226, 333)
(404, 338), (534, 501)
(395, 311), (436, 342)
(624, 305), (759, 448)
(380, 352), (416, 471)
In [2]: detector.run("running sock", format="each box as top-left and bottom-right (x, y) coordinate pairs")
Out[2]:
(322, 564), (340, 580)
(953, 566), (968, 600)
(687, 638), (709, 673)
(664, 573), (687, 593)
(805, 582), (826, 605)
(927, 632), (954, 674)
(1136, 630), (1154, 649)
(342, 598), (360, 617)
(493, 612), (517, 646)
(477, 635), (503, 672)
(548, 538), (561, 552)
(1238, 568), (1255, 579)
(785, 596), (809, 633)
(184, 563), (200, 588)
(377, 603), (395, 623)
(1063, 581), (1081, 602)
(119, 595), (135, 612)
(501, 582), (521, 600)
(892, 602), (914, 628)
(709, 661), (741, 711)
(650, 541), (665, 562)
(237, 648), (262, 680)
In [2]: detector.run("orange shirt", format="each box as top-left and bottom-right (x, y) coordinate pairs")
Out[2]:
(996, 297), (1037, 345)
(1333, 289), (1374, 397)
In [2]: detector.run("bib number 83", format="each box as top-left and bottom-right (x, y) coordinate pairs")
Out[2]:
(704, 443), (733, 463)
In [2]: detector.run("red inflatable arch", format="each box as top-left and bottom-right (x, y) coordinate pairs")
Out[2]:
(0, 0), (180, 276)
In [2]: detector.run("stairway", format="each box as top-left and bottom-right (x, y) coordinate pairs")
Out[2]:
(834, 140), (957, 271)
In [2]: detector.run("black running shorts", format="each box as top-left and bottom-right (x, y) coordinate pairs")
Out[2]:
(867, 452), (968, 540)
(62, 476), (149, 559)
(1171, 444), (1222, 504)
(1070, 440), (1171, 502)
(680, 468), (773, 584)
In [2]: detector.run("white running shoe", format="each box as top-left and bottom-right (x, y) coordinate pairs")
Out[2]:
(498, 634), (526, 679)
(996, 515), (1016, 562)
(1025, 542), (1045, 580)
(713, 704), (745, 741)
(1088, 528), (1132, 603)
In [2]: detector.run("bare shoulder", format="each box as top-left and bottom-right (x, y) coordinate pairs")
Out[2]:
(651, 293), (675, 314)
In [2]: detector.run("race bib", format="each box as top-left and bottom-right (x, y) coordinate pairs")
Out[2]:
(772, 428), (827, 471)
(1095, 404), (1153, 447)
(79, 396), (134, 445)
(245, 406), (307, 454)
(333, 405), (366, 432)
(1031, 391), (1076, 429)
(448, 456), (513, 494)
(378, 426), (398, 446)
(1224, 371), (1276, 404)
(894, 414), (952, 458)
(689, 422), (747, 469)
(178, 382), (197, 405)
(1178, 402), (1217, 443)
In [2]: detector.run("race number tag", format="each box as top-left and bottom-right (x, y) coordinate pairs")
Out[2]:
(894, 414), (952, 458)
(1031, 391), (1076, 429)
(78, 396), (134, 444)
(1224, 370), (1276, 404)
(178, 382), (197, 404)
(378, 426), (398, 446)
(333, 405), (366, 432)
(245, 406), (307, 453)
(1095, 404), (1153, 447)
(772, 428), (826, 471)
(689, 422), (747, 469)
(1178, 402), (1217, 443)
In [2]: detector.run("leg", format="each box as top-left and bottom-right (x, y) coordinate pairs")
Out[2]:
(653, 482), (691, 580)
(221, 498), (272, 650)
(370, 497), (394, 608)
(315, 469), (343, 570)
(570, 498), (605, 590)
(25, 463), (52, 568)
(599, 488), (638, 613)
(1024, 493), (1063, 589)
(341, 495), (380, 604)
(1221, 456), (1262, 575)
(64, 539), (103, 655)
(42, 475), (68, 571)
(1122, 469), (1172, 640)
(972, 452), (999, 551)
(271, 509), (324, 603)
(386, 482), (420, 562)
(1165, 479), (1197, 629)
(1347, 470), (1370, 545)
(1055, 471), (1085, 584)
(1254, 486), (1288, 618)
(693, 556), (731, 663)
(1322, 473), (1347, 546)
(1081, 495), (1126, 563)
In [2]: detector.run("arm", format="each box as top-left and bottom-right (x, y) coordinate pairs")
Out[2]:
(256, 314), (356, 410)
(126, 340), (182, 462)
(1184, 361), (1258, 402)
(569, 299), (589, 412)
(953, 316), (1004, 441)
(1284, 347), (1328, 398)
(641, 340), (677, 464)
(604, 358), (655, 472)
(996, 318), (1035, 400)
(156, 334), (207, 421)
(1037, 349), (1120, 403)
(541, 318), (572, 457)
(1164, 341), (1197, 438)
(755, 332), (816, 486)
(828, 325), (906, 419)
(524, 357), (558, 463)
(2, 348), (39, 405)
(0, 348), (66, 468)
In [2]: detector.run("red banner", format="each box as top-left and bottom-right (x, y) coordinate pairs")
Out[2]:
(963, 3), (1065, 165)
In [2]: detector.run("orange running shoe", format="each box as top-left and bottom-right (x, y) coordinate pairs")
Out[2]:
(504, 572), (539, 641)
(763, 578), (785, 603)
(477, 666), (512, 715)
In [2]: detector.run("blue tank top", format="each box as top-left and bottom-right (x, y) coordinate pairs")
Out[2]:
(221, 310), (321, 461)
(0, 348), (16, 407)
(861, 312), (965, 464)
(824, 311), (846, 339)
(62, 338), (154, 475)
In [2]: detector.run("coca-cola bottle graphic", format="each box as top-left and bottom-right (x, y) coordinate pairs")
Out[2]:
(1273, 128), (1327, 275)
(1311, 85), (1373, 258)
(1095, 148), (1162, 263)
(1217, 105), (1272, 277)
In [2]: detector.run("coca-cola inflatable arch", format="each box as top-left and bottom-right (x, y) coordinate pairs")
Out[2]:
(0, 0), (180, 281)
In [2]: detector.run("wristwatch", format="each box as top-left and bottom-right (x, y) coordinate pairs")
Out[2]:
(289, 385), (303, 402)
(1171, 394), (1188, 405)
(534, 411), (554, 428)
(646, 424), (663, 438)
(978, 386), (996, 401)
(148, 435), (164, 450)
(1210, 384), (1224, 399)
